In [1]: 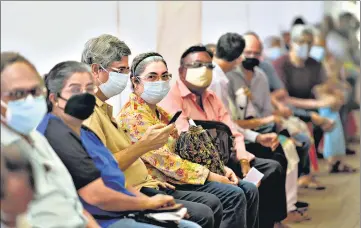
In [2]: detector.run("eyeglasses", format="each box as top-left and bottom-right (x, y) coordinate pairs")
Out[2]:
(64, 84), (97, 95)
(101, 65), (130, 74)
(137, 73), (173, 82)
(243, 51), (262, 58)
(183, 62), (215, 70)
(1, 86), (47, 100)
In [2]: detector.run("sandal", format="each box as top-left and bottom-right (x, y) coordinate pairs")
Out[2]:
(298, 176), (326, 191)
(299, 181), (326, 190)
(295, 201), (309, 212)
(329, 161), (358, 174)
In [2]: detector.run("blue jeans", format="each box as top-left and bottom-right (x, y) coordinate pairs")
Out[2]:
(174, 181), (259, 228)
(107, 218), (201, 228)
(292, 132), (311, 177)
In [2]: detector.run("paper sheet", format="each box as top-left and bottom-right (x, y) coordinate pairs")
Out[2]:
(243, 167), (264, 185)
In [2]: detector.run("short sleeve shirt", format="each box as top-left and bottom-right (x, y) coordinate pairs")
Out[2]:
(258, 60), (285, 92)
(226, 67), (275, 118)
(272, 55), (327, 99)
(38, 114), (135, 228)
(1, 123), (87, 228)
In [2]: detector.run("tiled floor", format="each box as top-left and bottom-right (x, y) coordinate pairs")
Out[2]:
(291, 111), (360, 228)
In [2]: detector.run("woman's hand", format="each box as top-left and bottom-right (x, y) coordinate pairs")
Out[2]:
(207, 172), (235, 185)
(140, 124), (175, 151)
(224, 166), (239, 185)
(157, 182), (176, 190)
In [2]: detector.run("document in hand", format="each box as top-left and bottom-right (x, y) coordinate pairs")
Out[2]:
(147, 208), (188, 222)
(243, 167), (264, 186)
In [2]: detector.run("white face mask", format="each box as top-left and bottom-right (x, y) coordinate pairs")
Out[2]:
(294, 43), (309, 60)
(140, 80), (171, 104)
(98, 71), (128, 99)
(185, 66), (213, 88)
(309, 45), (325, 62)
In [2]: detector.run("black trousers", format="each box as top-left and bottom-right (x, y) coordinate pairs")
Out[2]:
(140, 187), (222, 228)
(236, 143), (288, 228)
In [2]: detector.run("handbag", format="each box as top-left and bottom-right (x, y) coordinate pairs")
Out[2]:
(192, 120), (236, 165)
(174, 125), (226, 175)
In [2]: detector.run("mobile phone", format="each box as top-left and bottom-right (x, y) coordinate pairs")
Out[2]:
(168, 111), (182, 125)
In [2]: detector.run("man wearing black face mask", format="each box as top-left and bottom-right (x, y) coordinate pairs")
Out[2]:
(226, 33), (314, 224)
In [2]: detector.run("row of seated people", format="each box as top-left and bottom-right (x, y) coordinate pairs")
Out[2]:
(1, 16), (359, 228)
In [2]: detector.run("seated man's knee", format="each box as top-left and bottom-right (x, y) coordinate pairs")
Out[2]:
(239, 180), (259, 200)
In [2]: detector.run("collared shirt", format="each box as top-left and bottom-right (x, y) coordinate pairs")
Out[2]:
(159, 80), (255, 162)
(117, 93), (210, 185)
(37, 113), (134, 228)
(1, 123), (87, 228)
(208, 62), (260, 142)
(83, 96), (161, 190)
(227, 66), (274, 118)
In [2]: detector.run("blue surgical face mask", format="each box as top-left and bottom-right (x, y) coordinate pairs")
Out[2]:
(1, 95), (47, 135)
(265, 47), (283, 60)
(140, 80), (170, 104)
(294, 43), (309, 60)
(309, 45), (325, 62)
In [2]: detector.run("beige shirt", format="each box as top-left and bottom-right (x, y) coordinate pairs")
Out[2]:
(83, 97), (160, 190)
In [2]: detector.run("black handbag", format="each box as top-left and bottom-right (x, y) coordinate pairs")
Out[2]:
(192, 120), (236, 165)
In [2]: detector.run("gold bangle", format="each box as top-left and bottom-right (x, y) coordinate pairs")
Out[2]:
(240, 159), (248, 163)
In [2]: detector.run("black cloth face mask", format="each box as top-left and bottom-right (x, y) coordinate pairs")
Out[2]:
(242, 58), (260, 71)
(58, 93), (96, 120)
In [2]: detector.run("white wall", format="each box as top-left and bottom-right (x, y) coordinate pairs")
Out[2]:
(117, 1), (158, 114)
(1, 1), (118, 75)
(202, 1), (325, 44)
(1, 1), (328, 115)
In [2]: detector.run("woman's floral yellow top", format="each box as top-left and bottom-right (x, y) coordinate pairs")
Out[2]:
(117, 93), (210, 185)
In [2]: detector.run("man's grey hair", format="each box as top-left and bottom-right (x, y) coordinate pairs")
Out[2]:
(81, 34), (131, 68)
(290, 25), (314, 42)
(44, 61), (91, 112)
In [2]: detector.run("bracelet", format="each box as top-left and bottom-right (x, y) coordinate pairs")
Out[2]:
(240, 159), (249, 163)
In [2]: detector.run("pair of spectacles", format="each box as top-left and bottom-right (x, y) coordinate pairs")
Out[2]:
(137, 73), (173, 82)
(101, 65), (130, 74)
(1, 86), (47, 101)
(243, 51), (262, 58)
(65, 84), (97, 95)
(183, 62), (215, 70)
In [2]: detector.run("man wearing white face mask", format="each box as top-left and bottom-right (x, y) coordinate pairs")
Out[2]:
(160, 44), (291, 228)
(81, 35), (222, 228)
(1, 52), (98, 227)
